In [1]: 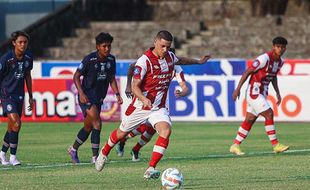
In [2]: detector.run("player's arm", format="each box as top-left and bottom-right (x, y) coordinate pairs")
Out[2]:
(271, 76), (282, 106)
(176, 55), (211, 65)
(174, 66), (188, 98)
(132, 78), (152, 109)
(110, 75), (123, 104)
(25, 70), (33, 111)
(175, 81), (189, 98)
(233, 68), (255, 101)
(125, 62), (135, 98)
(0, 56), (8, 81)
(73, 70), (89, 104)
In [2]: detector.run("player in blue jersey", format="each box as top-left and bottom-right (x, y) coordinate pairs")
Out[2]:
(0, 31), (33, 166)
(68, 32), (123, 164)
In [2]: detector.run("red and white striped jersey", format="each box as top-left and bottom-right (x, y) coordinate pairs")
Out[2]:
(247, 51), (284, 98)
(131, 48), (179, 110)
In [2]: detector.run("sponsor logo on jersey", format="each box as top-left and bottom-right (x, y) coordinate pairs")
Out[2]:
(78, 63), (83, 70)
(252, 60), (259, 68)
(25, 61), (29, 68)
(7, 104), (12, 112)
(134, 67), (140, 75)
(106, 62), (111, 69)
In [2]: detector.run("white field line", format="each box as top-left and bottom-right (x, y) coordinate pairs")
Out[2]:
(1, 148), (309, 171)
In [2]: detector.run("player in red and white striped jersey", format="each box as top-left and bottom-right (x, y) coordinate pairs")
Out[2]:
(230, 36), (289, 155)
(116, 62), (188, 162)
(95, 30), (210, 179)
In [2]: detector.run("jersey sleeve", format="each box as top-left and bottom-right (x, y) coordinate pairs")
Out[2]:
(169, 51), (179, 64)
(77, 56), (89, 76)
(133, 56), (148, 80)
(111, 57), (116, 76)
(174, 65), (186, 83)
(27, 57), (33, 72)
(250, 53), (269, 72)
(0, 55), (8, 77)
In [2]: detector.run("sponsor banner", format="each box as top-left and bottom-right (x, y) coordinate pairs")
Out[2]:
(0, 79), (121, 122)
(2, 59), (309, 122)
(120, 75), (309, 121)
(166, 75), (309, 121)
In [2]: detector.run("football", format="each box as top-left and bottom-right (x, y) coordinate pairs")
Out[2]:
(161, 168), (184, 190)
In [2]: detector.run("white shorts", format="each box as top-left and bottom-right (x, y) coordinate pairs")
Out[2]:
(119, 107), (171, 132)
(246, 93), (271, 116)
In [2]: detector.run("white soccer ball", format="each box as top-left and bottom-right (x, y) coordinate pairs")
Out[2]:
(161, 168), (184, 190)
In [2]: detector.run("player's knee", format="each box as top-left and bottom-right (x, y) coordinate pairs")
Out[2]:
(116, 128), (128, 139)
(11, 120), (21, 132)
(159, 127), (171, 138)
(245, 116), (256, 124)
(264, 109), (274, 120)
(92, 120), (102, 130)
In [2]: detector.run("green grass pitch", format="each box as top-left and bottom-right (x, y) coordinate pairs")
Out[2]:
(0, 122), (309, 189)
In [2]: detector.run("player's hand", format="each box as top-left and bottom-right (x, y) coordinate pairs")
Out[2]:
(174, 89), (188, 98)
(141, 97), (152, 109)
(28, 98), (34, 111)
(125, 86), (133, 99)
(232, 89), (240, 101)
(197, 55), (211, 64)
(276, 93), (282, 106)
(79, 93), (89, 104)
(116, 95), (123, 105)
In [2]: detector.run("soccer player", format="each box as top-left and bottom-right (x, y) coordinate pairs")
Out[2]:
(0, 31), (33, 166)
(95, 30), (210, 179)
(230, 36), (289, 155)
(68, 32), (123, 164)
(116, 62), (189, 162)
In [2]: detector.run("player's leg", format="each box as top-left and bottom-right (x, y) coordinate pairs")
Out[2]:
(95, 127), (129, 171)
(230, 112), (257, 155)
(0, 129), (10, 165)
(260, 108), (289, 153)
(230, 97), (258, 155)
(116, 123), (148, 157)
(115, 137), (127, 157)
(68, 104), (96, 164)
(144, 108), (171, 179)
(96, 107), (149, 171)
(7, 113), (22, 166)
(90, 103), (102, 163)
(131, 125), (156, 161)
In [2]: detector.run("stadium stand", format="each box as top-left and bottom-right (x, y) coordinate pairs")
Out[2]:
(1, 0), (309, 59)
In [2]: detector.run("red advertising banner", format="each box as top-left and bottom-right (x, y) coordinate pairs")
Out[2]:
(0, 79), (121, 122)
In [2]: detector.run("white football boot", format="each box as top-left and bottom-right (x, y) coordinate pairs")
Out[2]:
(0, 151), (10, 166)
(143, 167), (160, 179)
(9, 155), (21, 166)
(95, 152), (108, 171)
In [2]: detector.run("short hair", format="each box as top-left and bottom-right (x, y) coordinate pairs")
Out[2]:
(272, 36), (288, 45)
(11, 31), (30, 42)
(95, 32), (113, 45)
(155, 30), (173, 42)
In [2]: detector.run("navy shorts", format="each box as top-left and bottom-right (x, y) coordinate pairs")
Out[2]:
(1, 97), (23, 117)
(78, 96), (102, 118)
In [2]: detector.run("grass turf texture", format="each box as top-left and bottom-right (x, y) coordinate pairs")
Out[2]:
(0, 122), (309, 189)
